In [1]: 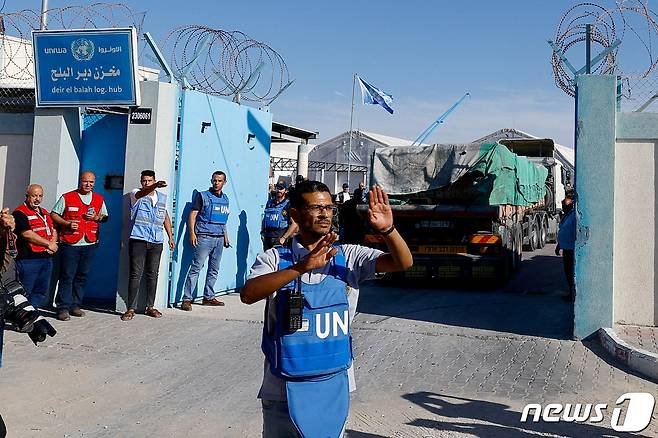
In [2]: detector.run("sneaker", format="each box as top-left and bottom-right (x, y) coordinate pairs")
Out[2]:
(69, 308), (85, 317)
(57, 310), (71, 321)
(202, 297), (225, 306)
(180, 300), (192, 311)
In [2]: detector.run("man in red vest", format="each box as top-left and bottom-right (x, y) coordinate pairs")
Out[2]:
(50, 171), (108, 321)
(12, 184), (58, 309)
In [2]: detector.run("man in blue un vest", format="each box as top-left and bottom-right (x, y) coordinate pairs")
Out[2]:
(181, 171), (231, 311)
(241, 180), (413, 437)
(262, 181), (298, 251)
(121, 170), (175, 321)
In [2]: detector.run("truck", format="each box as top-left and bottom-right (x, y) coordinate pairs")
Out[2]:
(359, 138), (572, 283)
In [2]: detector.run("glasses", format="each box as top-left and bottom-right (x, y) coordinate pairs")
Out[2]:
(304, 204), (338, 215)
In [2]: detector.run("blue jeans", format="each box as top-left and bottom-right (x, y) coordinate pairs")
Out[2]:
(16, 258), (53, 309)
(56, 244), (98, 311)
(183, 235), (224, 301)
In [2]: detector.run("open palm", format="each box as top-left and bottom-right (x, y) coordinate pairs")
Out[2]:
(367, 185), (393, 233)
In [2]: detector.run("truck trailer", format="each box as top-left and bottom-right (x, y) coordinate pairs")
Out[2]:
(360, 139), (570, 283)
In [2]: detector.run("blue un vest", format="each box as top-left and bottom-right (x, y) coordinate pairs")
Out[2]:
(262, 198), (289, 235)
(195, 191), (229, 236)
(262, 245), (351, 438)
(130, 191), (167, 244)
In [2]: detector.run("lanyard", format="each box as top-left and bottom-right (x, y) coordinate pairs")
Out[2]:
(31, 206), (52, 237)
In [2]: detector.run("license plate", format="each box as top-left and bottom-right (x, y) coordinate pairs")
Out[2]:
(415, 220), (452, 229)
(417, 245), (467, 255)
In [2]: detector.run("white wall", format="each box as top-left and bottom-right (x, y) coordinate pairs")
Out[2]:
(613, 141), (657, 325)
(116, 80), (179, 311)
(0, 134), (32, 209)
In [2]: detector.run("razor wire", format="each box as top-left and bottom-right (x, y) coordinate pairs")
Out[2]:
(162, 25), (292, 105)
(551, 1), (658, 111)
(0, 3), (145, 113)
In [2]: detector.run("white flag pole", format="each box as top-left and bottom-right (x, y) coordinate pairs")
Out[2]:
(347, 73), (357, 188)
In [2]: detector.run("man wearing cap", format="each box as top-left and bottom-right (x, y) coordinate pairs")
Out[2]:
(262, 181), (297, 250)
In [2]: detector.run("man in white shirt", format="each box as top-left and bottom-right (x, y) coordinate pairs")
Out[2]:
(241, 180), (413, 437)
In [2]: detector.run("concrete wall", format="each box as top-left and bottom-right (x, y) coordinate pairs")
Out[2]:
(0, 114), (34, 209)
(574, 75), (617, 338)
(613, 141), (656, 325)
(575, 77), (658, 336)
(614, 111), (658, 326)
(31, 108), (82, 208)
(116, 80), (179, 312)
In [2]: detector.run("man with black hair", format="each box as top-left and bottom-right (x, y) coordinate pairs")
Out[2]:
(121, 170), (175, 321)
(241, 180), (413, 437)
(556, 189), (576, 302)
(262, 181), (298, 250)
(181, 171), (231, 311)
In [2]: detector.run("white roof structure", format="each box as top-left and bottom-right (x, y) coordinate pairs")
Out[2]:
(473, 128), (574, 168)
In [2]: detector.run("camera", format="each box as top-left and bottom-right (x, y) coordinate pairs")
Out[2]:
(1, 280), (56, 345)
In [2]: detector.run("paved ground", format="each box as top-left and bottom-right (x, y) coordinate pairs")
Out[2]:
(616, 325), (658, 356)
(1, 244), (657, 437)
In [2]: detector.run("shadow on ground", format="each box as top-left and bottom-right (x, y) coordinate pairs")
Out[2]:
(357, 249), (574, 340)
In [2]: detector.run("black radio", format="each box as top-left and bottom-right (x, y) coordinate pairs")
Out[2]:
(285, 279), (304, 332)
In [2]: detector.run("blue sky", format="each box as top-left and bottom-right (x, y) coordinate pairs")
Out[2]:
(5, 1), (653, 147)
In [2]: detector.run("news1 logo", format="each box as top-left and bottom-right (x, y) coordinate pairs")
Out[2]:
(520, 393), (655, 432)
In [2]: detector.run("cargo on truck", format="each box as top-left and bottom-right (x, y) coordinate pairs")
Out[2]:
(359, 139), (569, 283)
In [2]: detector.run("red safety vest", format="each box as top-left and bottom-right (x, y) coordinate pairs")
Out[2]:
(59, 191), (104, 244)
(13, 203), (55, 253)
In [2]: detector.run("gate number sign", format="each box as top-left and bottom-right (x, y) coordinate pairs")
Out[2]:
(130, 108), (152, 124)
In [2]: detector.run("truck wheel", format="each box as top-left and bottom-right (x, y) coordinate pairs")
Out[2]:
(538, 216), (548, 249)
(510, 227), (520, 272)
(515, 226), (523, 267)
(529, 220), (538, 252)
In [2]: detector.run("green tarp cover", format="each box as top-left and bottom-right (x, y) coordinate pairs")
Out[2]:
(371, 142), (547, 206)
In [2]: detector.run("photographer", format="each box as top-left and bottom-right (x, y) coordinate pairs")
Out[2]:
(241, 181), (412, 437)
(1, 207), (57, 437)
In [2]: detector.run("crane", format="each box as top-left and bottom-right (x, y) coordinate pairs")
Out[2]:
(411, 92), (470, 146)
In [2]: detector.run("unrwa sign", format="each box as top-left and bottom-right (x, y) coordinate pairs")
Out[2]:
(32, 28), (140, 107)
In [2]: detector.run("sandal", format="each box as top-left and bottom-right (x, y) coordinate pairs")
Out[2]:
(120, 309), (135, 321)
(145, 307), (162, 318)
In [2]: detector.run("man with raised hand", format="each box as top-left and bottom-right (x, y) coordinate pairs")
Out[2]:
(241, 180), (413, 437)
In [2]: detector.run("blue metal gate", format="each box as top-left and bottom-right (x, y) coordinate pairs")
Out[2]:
(79, 112), (128, 306)
(169, 90), (272, 304)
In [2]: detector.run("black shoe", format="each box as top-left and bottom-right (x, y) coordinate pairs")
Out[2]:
(69, 308), (85, 317)
(57, 310), (71, 321)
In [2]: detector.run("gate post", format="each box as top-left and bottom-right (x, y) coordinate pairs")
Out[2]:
(573, 75), (617, 338)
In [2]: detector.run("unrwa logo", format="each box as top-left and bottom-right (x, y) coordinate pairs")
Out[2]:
(71, 38), (95, 61)
(219, 206), (230, 215)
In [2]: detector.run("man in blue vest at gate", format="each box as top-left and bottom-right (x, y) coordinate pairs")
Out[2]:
(121, 170), (175, 321)
(181, 171), (231, 311)
(262, 181), (297, 251)
(241, 180), (413, 437)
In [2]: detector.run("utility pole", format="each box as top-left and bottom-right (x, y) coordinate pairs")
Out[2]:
(40, 0), (49, 30)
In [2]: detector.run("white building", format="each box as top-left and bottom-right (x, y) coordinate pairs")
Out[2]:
(308, 130), (420, 194)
